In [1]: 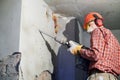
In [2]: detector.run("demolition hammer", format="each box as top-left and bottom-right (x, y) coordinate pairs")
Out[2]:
(39, 30), (88, 49)
(39, 30), (70, 48)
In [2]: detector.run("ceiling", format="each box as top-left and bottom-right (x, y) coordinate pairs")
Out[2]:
(44, 0), (120, 30)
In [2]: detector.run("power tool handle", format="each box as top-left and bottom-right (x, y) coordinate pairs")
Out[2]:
(64, 42), (71, 48)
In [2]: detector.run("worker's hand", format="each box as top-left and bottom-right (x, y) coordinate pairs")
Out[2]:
(68, 40), (83, 55)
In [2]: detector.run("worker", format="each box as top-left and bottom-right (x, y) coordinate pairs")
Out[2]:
(69, 12), (120, 80)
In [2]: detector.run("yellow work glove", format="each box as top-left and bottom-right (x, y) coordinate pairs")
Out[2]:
(69, 40), (83, 55)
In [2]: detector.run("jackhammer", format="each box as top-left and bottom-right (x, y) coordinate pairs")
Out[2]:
(39, 29), (87, 49)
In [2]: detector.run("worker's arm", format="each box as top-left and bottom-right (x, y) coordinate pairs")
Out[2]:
(80, 29), (105, 61)
(69, 29), (105, 61)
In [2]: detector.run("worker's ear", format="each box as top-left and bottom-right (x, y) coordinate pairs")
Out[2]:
(93, 14), (103, 27)
(95, 19), (103, 27)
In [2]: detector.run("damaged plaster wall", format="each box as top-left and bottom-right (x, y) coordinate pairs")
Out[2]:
(19, 0), (56, 80)
(0, 52), (21, 80)
(0, 0), (76, 80)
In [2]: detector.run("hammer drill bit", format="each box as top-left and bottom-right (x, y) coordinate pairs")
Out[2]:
(39, 30), (70, 47)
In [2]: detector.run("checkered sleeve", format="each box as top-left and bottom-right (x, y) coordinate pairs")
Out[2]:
(81, 29), (105, 61)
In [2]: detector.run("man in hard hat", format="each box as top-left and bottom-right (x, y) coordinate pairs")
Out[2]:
(69, 12), (120, 80)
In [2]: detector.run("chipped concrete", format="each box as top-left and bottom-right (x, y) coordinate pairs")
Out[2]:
(34, 70), (51, 80)
(19, 0), (56, 80)
(0, 52), (21, 80)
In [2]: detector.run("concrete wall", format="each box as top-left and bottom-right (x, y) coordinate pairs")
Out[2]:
(0, 0), (21, 60)
(19, 0), (56, 80)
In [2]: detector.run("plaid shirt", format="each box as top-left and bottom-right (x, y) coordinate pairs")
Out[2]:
(81, 27), (120, 76)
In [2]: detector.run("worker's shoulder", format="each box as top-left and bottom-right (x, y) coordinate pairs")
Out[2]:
(99, 27), (112, 34)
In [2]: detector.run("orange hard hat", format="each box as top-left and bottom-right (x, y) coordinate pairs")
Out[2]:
(83, 12), (103, 30)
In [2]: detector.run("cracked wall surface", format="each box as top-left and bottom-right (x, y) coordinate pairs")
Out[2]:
(0, 52), (21, 80)
(19, 0), (56, 80)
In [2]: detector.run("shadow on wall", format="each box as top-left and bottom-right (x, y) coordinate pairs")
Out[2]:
(74, 19), (89, 80)
(65, 18), (89, 80)
(39, 30), (57, 80)
(55, 18), (89, 80)
(38, 17), (78, 80)
(56, 19), (76, 80)
(39, 18), (89, 80)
